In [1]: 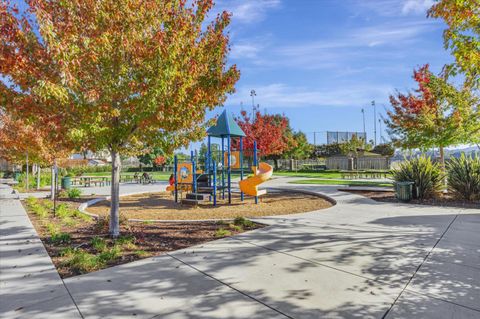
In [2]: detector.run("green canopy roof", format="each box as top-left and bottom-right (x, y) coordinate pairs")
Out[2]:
(207, 110), (246, 138)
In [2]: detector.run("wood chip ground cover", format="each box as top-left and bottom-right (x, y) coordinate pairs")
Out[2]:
(86, 190), (332, 220)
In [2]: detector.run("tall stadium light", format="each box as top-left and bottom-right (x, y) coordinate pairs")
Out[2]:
(250, 90), (256, 115)
(372, 100), (377, 146)
(361, 108), (366, 135)
(379, 118), (382, 144)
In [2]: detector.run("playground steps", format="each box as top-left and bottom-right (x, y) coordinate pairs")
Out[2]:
(186, 193), (211, 201)
(197, 186), (215, 194)
(181, 192), (211, 206)
(181, 199), (201, 206)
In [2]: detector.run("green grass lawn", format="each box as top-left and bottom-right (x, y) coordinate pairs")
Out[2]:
(275, 170), (344, 179)
(289, 179), (393, 187)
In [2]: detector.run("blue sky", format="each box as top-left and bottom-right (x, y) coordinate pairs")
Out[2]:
(210, 0), (452, 145)
(11, 0), (452, 149)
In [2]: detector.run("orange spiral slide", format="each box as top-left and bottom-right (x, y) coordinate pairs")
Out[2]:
(239, 162), (273, 197)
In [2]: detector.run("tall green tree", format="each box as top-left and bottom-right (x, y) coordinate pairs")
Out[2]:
(283, 131), (312, 160)
(0, 0), (239, 237)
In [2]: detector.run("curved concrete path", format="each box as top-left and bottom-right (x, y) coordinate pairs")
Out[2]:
(2, 178), (479, 318)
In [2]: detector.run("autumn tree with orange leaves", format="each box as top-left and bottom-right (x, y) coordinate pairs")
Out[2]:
(0, 0), (239, 237)
(234, 110), (295, 168)
(386, 64), (478, 174)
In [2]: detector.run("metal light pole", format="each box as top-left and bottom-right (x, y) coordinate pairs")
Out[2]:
(250, 89), (256, 115)
(361, 108), (366, 135)
(372, 100), (377, 146)
(379, 118), (382, 144)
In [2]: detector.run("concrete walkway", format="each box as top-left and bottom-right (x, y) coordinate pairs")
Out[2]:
(0, 198), (82, 318)
(1, 178), (479, 318)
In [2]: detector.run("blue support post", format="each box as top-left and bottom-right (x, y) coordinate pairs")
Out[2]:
(221, 137), (225, 199)
(227, 136), (231, 204)
(192, 160), (196, 193)
(253, 141), (258, 204)
(213, 160), (217, 206)
(174, 155), (178, 203)
(240, 137), (244, 201)
(207, 136), (211, 174)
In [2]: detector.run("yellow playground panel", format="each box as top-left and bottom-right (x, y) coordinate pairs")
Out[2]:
(224, 151), (240, 169)
(177, 163), (193, 184)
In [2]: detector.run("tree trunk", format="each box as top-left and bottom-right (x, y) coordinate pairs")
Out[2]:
(110, 150), (121, 238)
(36, 164), (41, 190)
(50, 161), (56, 200)
(273, 158), (279, 170)
(439, 145), (446, 188)
(26, 152), (29, 192)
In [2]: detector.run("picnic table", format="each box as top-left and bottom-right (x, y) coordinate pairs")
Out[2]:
(72, 176), (111, 187)
(71, 173), (157, 186)
(340, 170), (390, 179)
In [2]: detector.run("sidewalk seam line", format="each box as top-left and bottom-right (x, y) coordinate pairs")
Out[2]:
(167, 253), (294, 319)
(380, 214), (459, 319)
(61, 277), (85, 319)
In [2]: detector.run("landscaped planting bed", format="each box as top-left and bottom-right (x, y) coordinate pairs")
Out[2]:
(22, 197), (263, 278)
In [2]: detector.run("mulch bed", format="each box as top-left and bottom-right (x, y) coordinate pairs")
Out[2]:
(346, 190), (480, 209)
(24, 199), (263, 278)
(86, 190), (333, 220)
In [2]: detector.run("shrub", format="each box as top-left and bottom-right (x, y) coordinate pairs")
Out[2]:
(25, 196), (38, 206)
(16, 172), (52, 190)
(372, 143), (395, 156)
(115, 235), (136, 250)
(61, 249), (103, 273)
(55, 204), (71, 219)
(229, 224), (243, 232)
(214, 228), (232, 237)
(26, 197), (49, 218)
(447, 155), (480, 201)
(45, 222), (60, 237)
(97, 245), (121, 264)
(61, 245), (120, 274)
(392, 156), (443, 199)
(233, 216), (255, 228)
(67, 188), (82, 199)
(91, 236), (107, 252)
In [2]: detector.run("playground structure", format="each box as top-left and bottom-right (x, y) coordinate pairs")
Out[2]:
(167, 110), (273, 206)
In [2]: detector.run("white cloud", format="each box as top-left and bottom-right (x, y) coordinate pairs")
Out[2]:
(401, 0), (435, 15)
(243, 21), (437, 70)
(352, 0), (434, 17)
(227, 83), (393, 109)
(230, 43), (260, 59)
(214, 0), (281, 24)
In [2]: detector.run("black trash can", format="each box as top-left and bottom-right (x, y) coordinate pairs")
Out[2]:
(395, 181), (414, 202)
